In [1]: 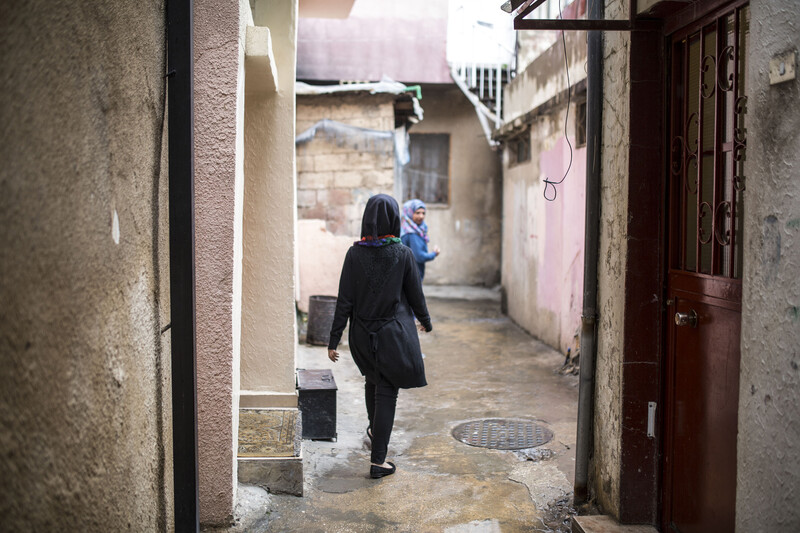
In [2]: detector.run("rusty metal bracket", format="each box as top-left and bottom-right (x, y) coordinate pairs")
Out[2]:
(512, 0), (660, 32)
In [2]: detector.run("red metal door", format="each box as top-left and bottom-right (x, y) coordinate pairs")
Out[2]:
(663, 4), (749, 532)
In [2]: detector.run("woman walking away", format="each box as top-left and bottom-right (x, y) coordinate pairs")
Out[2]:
(327, 194), (432, 479)
(400, 199), (440, 281)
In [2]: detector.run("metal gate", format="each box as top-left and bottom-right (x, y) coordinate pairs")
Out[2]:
(663, 3), (749, 532)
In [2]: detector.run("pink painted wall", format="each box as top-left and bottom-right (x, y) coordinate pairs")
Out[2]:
(539, 138), (586, 351)
(501, 121), (586, 353)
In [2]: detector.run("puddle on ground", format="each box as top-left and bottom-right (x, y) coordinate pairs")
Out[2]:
(314, 462), (374, 494)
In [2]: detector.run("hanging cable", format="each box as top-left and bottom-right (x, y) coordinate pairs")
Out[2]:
(543, 0), (575, 202)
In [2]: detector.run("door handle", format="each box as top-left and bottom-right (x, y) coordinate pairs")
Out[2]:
(674, 309), (698, 327)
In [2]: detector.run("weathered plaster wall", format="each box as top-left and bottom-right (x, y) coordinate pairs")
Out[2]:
(241, 0), (298, 397)
(411, 86), (502, 287)
(194, 0), (252, 524)
(500, 31), (587, 354)
(590, 0), (630, 517)
(736, 2), (800, 531)
(505, 31), (587, 124)
(501, 113), (586, 353)
(1, 1), (172, 530)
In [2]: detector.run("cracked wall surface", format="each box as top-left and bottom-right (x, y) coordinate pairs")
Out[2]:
(736, 1), (800, 530)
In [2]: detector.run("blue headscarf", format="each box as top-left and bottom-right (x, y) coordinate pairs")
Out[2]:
(401, 199), (429, 242)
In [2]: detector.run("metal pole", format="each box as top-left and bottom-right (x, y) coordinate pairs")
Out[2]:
(574, 0), (603, 506)
(166, 0), (199, 530)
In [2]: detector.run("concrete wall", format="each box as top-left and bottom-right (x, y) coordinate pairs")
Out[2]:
(500, 31), (587, 354)
(241, 0), (298, 400)
(590, 0), (630, 517)
(411, 85), (502, 287)
(194, 0), (252, 524)
(0, 1), (172, 530)
(736, 1), (800, 531)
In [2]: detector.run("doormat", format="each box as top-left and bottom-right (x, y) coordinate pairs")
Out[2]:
(238, 409), (298, 457)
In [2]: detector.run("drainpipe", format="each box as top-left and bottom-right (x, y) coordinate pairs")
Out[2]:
(574, 0), (603, 506)
(167, 0), (200, 531)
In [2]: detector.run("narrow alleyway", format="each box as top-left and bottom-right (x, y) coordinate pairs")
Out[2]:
(234, 289), (578, 532)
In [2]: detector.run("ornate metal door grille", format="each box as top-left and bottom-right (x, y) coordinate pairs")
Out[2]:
(663, 4), (749, 531)
(669, 5), (749, 278)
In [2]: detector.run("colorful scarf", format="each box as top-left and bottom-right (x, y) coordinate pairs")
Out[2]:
(401, 199), (429, 242)
(355, 234), (402, 247)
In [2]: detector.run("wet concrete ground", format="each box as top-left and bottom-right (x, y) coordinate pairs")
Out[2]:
(261, 291), (579, 532)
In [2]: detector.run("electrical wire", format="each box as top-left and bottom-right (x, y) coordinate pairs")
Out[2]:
(543, 0), (575, 202)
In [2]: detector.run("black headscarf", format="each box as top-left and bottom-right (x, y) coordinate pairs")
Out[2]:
(360, 194), (401, 240)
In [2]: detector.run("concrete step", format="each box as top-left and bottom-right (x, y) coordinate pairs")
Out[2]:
(237, 408), (303, 496)
(572, 515), (659, 533)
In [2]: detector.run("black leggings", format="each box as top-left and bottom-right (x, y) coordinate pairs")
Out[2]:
(365, 377), (399, 464)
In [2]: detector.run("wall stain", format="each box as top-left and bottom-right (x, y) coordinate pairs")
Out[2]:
(762, 215), (781, 283)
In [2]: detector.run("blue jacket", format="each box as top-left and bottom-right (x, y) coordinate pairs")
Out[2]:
(401, 233), (437, 280)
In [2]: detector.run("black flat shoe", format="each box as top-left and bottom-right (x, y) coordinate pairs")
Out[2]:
(370, 462), (396, 479)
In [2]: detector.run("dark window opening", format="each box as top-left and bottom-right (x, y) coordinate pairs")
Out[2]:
(402, 133), (450, 205)
(576, 101), (587, 148)
(507, 128), (531, 166)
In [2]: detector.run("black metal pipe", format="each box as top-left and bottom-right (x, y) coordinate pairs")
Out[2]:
(574, 0), (604, 506)
(166, 0), (199, 530)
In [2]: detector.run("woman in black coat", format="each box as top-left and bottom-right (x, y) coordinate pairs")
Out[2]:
(327, 194), (432, 479)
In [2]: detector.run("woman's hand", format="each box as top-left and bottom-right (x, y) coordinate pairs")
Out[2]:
(433, 245), (441, 256)
(418, 324), (428, 332)
(328, 349), (339, 362)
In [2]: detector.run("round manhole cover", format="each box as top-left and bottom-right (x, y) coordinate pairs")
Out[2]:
(452, 418), (553, 450)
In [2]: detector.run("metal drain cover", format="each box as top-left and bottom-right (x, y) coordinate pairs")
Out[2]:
(452, 418), (553, 450)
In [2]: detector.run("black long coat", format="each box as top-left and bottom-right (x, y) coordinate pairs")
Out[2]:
(328, 243), (432, 389)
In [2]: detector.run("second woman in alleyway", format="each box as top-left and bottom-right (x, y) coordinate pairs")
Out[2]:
(328, 194), (432, 479)
(400, 199), (440, 281)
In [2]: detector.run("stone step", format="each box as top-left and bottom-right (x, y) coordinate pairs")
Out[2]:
(572, 515), (659, 533)
(237, 408), (303, 496)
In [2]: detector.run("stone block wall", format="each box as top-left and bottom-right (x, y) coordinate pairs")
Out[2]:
(296, 94), (396, 236)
